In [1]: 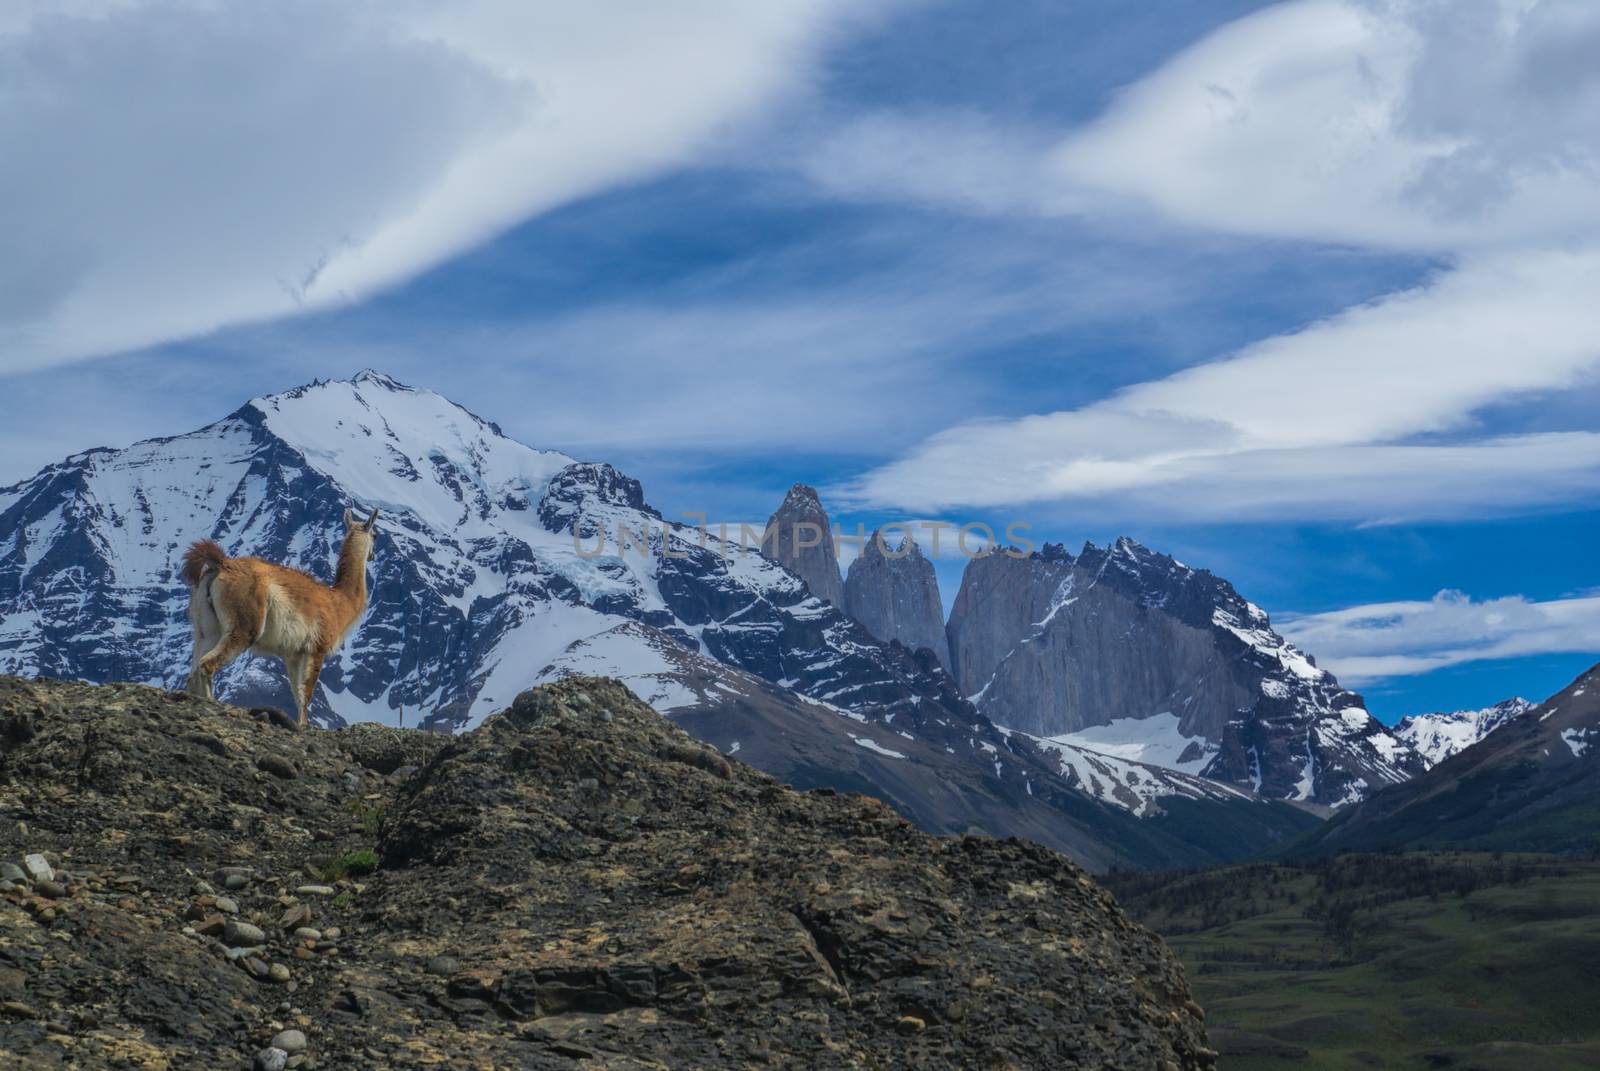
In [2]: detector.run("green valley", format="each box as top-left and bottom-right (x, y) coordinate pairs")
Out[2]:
(1106, 853), (1600, 1070)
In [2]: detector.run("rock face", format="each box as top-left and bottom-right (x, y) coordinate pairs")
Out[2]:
(947, 538), (1423, 808)
(843, 529), (951, 671)
(760, 483), (846, 608)
(1391, 698), (1533, 769)
(0, 675), (1216, 1069)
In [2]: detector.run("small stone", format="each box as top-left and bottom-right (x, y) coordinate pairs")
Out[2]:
(225, 873), (250, 891)
(195, 915), (226, 937)
(223, 920), (266, 947)
(280, 903), (313, 930)
(295, 885), (334, 897)
(225, 947), (253, 961)
(0, 880), (14, 894)
(293, 927), (321, 941)
(22, 854), (53, 882)
(425, 955), (459, 977)
(268, 963), (291, 984)
(286, 1057), (307, 1071)
(34, 879), (66, 899)
(254, 1047), (289, 1071)
(292, 947), (313, 961)
(271, 1029), (307, 1054)
(322, 928), (340, 940)
(896, 1015), (926, 1035)
(192, 880), (216, 896)
(245, 957), (271, 979)
(215, 896), (239, 914)
(0, 863), (24, 883)
(1, 1000), (39, 1019)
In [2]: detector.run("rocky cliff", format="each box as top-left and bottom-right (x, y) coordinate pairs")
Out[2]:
(760, 483), (846, 608)
(0, 676), (1215, 1070)
(947, 538), (1421, 808)
(842, 530), (951, 671)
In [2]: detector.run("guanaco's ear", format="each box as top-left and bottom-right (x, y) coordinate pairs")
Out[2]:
(343, 507), (356, 528)
(364, 507), (379, 531)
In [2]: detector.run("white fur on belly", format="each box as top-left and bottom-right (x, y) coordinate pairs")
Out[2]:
(252, 584), (321, 657)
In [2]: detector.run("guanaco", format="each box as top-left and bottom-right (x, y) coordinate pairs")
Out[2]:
(181, 508), (378, 727)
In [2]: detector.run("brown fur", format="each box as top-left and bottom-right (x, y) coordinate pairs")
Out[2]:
(182, 509), (378, 726)
(180, 539), (228, 588)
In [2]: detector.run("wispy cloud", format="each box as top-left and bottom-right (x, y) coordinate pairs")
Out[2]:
(0, 0), (869, 373)
(1278, 589), (1600, 685)
(838, 0), (1600, 523)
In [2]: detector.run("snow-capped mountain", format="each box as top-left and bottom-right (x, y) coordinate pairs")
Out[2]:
(0, 371), (1315, 870)
(947, 538), (1425, 808)
(1003, 716), (1256, 817)
(1300, 665), (1600, 854)
(1391, 698), (1533, 769)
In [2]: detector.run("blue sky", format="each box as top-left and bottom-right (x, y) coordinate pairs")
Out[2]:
(3, 0), (1598, 720)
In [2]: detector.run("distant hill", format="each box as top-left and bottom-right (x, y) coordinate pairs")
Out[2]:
(1107, 852), (1600, 1069)
(1292, 662), (1600, 855)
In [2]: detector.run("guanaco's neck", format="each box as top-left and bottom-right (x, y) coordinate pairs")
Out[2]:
(333, 536), (370, 609)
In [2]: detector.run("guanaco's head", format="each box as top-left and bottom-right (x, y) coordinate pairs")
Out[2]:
(341, 506), (380, 562)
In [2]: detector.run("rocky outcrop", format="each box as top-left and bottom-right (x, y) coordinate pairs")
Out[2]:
(760, 483), (845, 608)
(0, 675), (1215, 1069)
(843, 530), (951, 671)
(947, 538), (1422, 808)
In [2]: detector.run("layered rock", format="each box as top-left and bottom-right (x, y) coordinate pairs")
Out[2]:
(948, 537), (1423, 808)
(0, 675), (1217, 1069)
(759, 483), (845, 607)
(843, 529), (951, 671)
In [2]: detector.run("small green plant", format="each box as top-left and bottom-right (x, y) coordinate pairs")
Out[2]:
(331, 889), (355, 910)
(320, 848), (380, 882)
(344, 797), (387, 837)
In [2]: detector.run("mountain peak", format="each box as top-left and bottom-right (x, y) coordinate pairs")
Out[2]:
(781, 483), (824, 509)
(349, 368), (412, 391)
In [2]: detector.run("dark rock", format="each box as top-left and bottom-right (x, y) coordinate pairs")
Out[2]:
(0, 674), (1215, 1069)
(256, 754), (297, 779)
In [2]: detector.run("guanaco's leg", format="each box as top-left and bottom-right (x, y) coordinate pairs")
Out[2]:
(284, 652), (308, 726)
(187, 577), (223, 699)
(299, 653), (325, 728)
(197, 628), (252, 685)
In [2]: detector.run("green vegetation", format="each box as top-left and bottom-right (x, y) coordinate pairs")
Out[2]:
(1106, 852), (1600, 1070)
(320, 848), (380, 882)
(344, 795), (388, 837)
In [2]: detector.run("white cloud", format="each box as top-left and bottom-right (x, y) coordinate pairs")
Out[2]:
(0, 0), (862, 372)
(845, 0), (1600, 521)
(1278, 589), (1600, 684)
(1055, 0), (1600, 252)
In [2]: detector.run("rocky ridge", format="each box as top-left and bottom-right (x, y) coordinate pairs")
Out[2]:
(0, 675), (1214, 1069)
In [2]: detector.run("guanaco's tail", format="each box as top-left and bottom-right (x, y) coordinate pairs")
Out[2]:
(180, 539), (229, 588)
